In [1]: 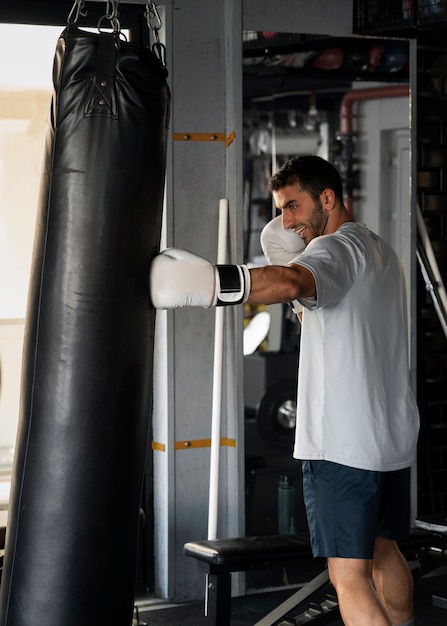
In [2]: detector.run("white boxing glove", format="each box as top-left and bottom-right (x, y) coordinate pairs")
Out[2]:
(150, 248), (251, 309)
(260, 215), (305, 265)
(260, 215), (305, 316)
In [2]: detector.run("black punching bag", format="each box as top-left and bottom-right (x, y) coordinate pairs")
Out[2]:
(0, 24), (170, 626)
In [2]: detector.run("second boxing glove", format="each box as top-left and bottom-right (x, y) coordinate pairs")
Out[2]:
(260, 215), (305, 265)
(260, 215), (305, 316)
(150, 248), (251, 309)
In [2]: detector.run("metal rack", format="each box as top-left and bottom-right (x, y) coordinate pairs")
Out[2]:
(355, 0), (447, 35)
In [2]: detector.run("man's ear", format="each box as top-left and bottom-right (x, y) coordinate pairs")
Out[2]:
(320, 188), (336, 211)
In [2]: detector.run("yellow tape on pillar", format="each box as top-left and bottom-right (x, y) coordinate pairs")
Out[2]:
(151, 441), (165, 452)
(151, 438), (236, 452)
(172, 131), (235, 146)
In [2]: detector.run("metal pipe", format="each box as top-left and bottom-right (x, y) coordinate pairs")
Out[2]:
(339, 85), (410, 136)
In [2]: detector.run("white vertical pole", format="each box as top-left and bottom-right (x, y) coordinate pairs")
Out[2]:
(207, 198), (228, 541)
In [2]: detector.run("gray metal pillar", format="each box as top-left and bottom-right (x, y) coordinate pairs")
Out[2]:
(152, 0), (245, 602)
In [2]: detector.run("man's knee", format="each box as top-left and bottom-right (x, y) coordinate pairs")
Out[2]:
(373, 537), (408, 572)
(374, 536), (397, 556)
(327, 556), (373, 590)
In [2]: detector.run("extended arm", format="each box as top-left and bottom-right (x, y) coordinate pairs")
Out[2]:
(149, 248), (316, 310)
(247, 263), (316, 305)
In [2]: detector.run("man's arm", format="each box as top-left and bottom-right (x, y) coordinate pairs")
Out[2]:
(247, 264), (316, 305)
(149, 249), (316, 310)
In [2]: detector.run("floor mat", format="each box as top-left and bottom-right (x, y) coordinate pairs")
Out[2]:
(138, 586), (340, 626)
(138, 570), (447, 626)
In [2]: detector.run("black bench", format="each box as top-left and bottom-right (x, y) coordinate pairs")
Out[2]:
(415, 513), (447, 610)
(184, 533), (330, 626)
(184, 529), (435, 626)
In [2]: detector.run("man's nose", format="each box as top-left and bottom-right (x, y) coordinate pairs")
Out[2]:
(281, 210), (293, 230)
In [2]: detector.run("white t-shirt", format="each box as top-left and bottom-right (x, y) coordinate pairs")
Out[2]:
(291, 222), (420, 471)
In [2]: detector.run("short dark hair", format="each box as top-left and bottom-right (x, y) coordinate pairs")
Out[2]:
(269, 155), (344, 202)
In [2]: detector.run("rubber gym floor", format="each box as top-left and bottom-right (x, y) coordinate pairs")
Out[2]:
(135, 553), (447, 625)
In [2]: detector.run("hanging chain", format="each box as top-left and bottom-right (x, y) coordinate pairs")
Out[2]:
(98, 0), (121, 35)
(67, 0), (88, 24)
(145, 1), (166, 66)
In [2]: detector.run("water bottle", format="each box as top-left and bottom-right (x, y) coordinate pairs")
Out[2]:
(278, 474), (296, 535)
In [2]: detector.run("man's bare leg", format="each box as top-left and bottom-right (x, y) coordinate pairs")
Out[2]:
(327, 556), (392, 626)
(372, 536), (414, 625)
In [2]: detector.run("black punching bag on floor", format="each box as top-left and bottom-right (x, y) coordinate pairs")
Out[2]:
(0, 23), (170, 626)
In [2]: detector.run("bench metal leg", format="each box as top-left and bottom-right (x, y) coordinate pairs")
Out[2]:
(205, 572), (231, 626)
(253, 569), (330, 626)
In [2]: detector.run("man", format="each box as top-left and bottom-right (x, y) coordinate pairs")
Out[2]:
(150, 155), (420, 626)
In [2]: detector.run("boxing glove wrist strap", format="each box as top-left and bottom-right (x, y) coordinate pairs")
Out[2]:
(215, 264), (251, 306)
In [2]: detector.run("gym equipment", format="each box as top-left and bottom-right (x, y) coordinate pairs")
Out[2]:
(342, 48), (369, 72)
(280, 52), (315, 69)
(150, 248), (251, 308)
(368, 46), (383, 70)
(278, 475), (297, 535)
(183, 533), (316, 626)
(311, 49), (344, 71)
(245, 349), (298, 450)
(0, 6), (170, 626)
(208, 200), (229, 541)
(256, 378), (297, 450)
(377, 43), (408, 73)
(416, 204), (447, 339)
(260, 215), (305, 267)
(184, 530), (432, 625)
(415, 508), (447, 609)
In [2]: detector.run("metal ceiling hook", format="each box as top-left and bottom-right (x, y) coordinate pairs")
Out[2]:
(145, 1), (162, 33)
(145, 1), (166, 66)
(104, 0), (119, 21)
(67, 0), (88, 24)
(98, 0), (121, 35)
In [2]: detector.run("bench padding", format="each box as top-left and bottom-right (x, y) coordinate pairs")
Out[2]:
(184, 533), (311, 573)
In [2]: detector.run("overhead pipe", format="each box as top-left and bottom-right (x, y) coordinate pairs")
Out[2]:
(339, 85), (410, 136)
(337, 85), (410, 215)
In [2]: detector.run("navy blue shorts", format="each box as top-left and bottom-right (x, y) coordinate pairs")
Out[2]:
(302, 460), (411, 559)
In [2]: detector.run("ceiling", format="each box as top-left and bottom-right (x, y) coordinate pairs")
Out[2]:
(242, 32), (410, 117)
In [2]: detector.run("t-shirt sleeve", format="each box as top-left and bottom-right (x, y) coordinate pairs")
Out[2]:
(291, 234), (366, 309)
